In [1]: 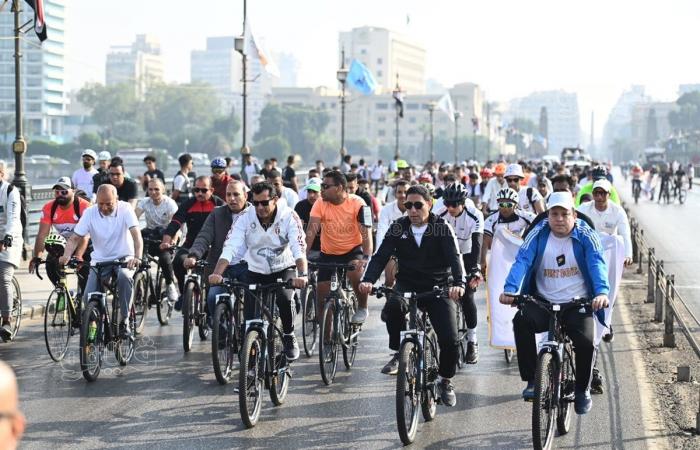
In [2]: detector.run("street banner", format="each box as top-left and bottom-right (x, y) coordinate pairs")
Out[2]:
(595, 233), (625, 345)
(486, 227), (523, 349)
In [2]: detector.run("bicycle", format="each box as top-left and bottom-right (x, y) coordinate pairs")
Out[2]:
(132, 238), (174, 332)
(300, 265), (318, 357)
(312, 261), (361, 385)
(511, 294), (592, 450)
(80, 260), (137, 382)
(672, 178), (687, 205)
(35, 257), (82, 362)
(373, 285), (448, 445)
(1, 235), (22, 342)
(182, 259), (210, 352)
(210, 277), (246, 385)
(632, 179), (642, 204)
(237, 278), (295, 428)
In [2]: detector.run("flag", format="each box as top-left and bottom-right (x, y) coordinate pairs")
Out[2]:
(393, 88), (404, 118)
(436, 93), (455, 122)
(243, 19), (280, 78)
(346, 59), (377, 95)
(25, 0), (47, 42)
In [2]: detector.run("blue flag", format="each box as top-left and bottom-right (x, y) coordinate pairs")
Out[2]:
(346, 59), (377, 95)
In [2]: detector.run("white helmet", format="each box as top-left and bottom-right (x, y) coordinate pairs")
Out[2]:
(98, 151), (112, 161)
(81, 149), (97, 160)
(497, 187), (519, 203)
(504, 163), (524, 179)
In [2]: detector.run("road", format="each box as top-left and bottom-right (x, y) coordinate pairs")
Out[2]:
(3, 281), (663, 449)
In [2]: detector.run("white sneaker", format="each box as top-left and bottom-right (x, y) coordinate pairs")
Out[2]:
(351, 308), (369, 324)
(167, 283), (179, 302)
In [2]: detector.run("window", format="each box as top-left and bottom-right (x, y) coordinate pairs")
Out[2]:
(378, 116), (386, 123)
(376, 103), (388, 110)
(377, 70), (382, 77)
(406, 103), (419, 110)
(378, 129), (386, 137)
(377, 58), (383, 65)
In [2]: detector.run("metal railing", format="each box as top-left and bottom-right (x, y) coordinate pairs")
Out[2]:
(627, 204), (700, 432)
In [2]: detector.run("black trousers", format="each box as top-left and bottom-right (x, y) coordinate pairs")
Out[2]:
(460, 286), (477, 329)
(244, 268), (296, 334)
(513, 302), (596, 390)
(382, 282), (459, 378)
(173, 247), (189, 294)
(141, 229), (175, 285)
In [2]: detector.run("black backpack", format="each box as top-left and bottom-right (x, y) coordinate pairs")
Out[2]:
(49, 191), (89, 223)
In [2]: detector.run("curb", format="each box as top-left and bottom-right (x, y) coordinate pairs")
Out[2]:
(20, 304), (45, 320)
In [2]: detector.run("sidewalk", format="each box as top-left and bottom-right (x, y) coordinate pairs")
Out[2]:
(15, 259), (70, 320)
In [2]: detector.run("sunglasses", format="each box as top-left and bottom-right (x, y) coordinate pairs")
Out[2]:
(403, 201), (425, 210)
(193, 188), (209, 194)
(444, 200), (462, 208)
(212, 168), (225, 174)
(253, 199), (274, 207)
(320, 183), (337, 190)
(54, 189), (69, 196)
(499, 202), (515, 208)
(505, 177), (521, 183)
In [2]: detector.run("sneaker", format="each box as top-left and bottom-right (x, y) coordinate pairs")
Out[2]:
(351, 308), (368, 324)
(174, 295), (183, 312)
(574, 388), (592, 415)
(438, 378), (457, 407)
(0, 321), (11, 341)
(466, 341), (479, 364)
(522, 382), (535, 401)
(590, 368), (604, 395)
(119, 321), (131, 340)
(167, 283), (179, 303)
(602, 325), (614, 343)
(381, 353), (400, 375)
(283, 333), (300, 361)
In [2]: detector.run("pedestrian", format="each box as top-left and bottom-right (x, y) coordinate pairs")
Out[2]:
(239, 151), (261, 186)
(688, 163), (694, 190)
(72, 149), (98, 194)
(141, 154), (165, 192)
(172, 153), (194, 205)
(0, 161), (22, 341)
(282, 155), (298, 192)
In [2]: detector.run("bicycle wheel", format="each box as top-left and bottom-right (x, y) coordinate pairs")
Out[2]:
(342, 294), (358, 369)
(44, 288), (71, 362)
(115, 303), (136, 366)
(557, 345), (575, 435)
(421, 332), (438, 422)
(396, 341), (420, 445)
(457, 311), (467, 369)
(197, 288), (209, 341)
(156, 275), (172, 325)
(182, 281), (196, 352)
(239, 329), (264, 428)
(9, 277), (21, 340)
(301, 285), (318, 357)
(80, 300), (103, 382)
(212, 302), (234, 385)
(268, 315), (290, 406)
(318, 299), (338, 385)
(679, 188), (687, 205)
(532, 351), (557, 450)
(132, 271), (148, 335)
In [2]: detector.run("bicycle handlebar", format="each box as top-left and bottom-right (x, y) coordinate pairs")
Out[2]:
(506, 293), (592, 311)
(371, 285), (450, 301)
(221, 278), (295, 291)
(308, 261), (357, 271)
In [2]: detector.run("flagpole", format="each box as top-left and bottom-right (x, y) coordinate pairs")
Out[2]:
(427, 101), (435, 163)
(393, 74), (401, 159)
(453, 111), (462, 165)
(336, 49), (348, 166)
(237, 0), (249, 164)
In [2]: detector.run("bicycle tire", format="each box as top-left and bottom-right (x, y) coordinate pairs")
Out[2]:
(44, 288), (71, 362)
(268, 315), (290, 406)
(182, 281), (196, 352)
(301, 285), (318, 357)
(239, 328), (264, 428)
(342, 293), (358, 369)
(679, 188), (687, 205)
(457, 311), (467, 369)
(212, 302), (234, 385)
(556, 345), (575, 435)
(197, 286), (209, 341)
(80, 300), (103, 382)
(421, 332), (438, 422)
(396, 341), (420, 445)
(318, 299), (338, 385)
(9, 277), (21, 340)
(532, 351), (557, 450)
(115, 303), (136, 366)
(132, 271), (148, 335)
(156, 275), (172, 325)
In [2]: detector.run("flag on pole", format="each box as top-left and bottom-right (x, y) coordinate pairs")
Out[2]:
(436, 93), (455, 122)
(393, 89), (404, 118)
(25, 0), (47, 42)
(243, 19), (280, 78)
(346, 59), (377, 95)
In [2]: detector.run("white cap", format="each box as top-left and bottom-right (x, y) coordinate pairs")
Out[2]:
(81, 149), (97, 160)
(592, 179), (612, 193)
(547, 191), (575, 211)
(98, 151), (111, 161)
(52, 176), (72, 190)
(504, 163), (524, 178)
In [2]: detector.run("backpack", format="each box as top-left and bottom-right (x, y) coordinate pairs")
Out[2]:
(526, 187), (538, 211)
(49, 194), (86, 224)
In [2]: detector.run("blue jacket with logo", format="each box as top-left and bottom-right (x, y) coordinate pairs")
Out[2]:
(504, 219), (610, 298)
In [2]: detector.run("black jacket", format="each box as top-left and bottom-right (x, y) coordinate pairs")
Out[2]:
(363, 213), (466, 291)
(188, 204), (250, 266)
(165, 196), (224, 247)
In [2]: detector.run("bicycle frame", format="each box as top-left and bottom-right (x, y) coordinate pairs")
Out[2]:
(86, 262), (127, 344)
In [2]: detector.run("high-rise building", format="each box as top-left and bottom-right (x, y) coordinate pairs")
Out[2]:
(0, 0), (68, 142)
(273, 52), (299, 87)
(338, 26), (426, 95)
(106, 34), (164, 98)
(602, 85), (650, 154)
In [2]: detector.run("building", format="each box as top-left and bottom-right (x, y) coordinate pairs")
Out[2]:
(338, 26), (426, 95)
(272, 52), (299, 87)
(602, 85), (651, 156)
(0, 0), (68, 142)
(678, 84), (700, 97)
(105, 34), (164, 98)
(629, 101), (677, 151)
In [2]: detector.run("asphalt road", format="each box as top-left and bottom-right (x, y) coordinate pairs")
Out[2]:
(2, 283), (663, 449)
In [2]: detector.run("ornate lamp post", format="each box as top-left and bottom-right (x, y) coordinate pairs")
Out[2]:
(234, 0), (249, 163)
(453, 111), (463, 164)
(336, 53), (348, 165)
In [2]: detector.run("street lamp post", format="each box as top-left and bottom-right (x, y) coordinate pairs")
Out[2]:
(453, 111), (462, 164)
(234, 0), (249, 164)
(427, 101), (436, 163)
(393, 80), (402, 159)
(471, 117), (478, 161)
(336, 52), (348, 166)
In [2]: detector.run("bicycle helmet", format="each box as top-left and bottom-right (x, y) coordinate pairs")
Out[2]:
(211, 157), (227, 169)
(417, 172), (433, 184)
(44, 232), (67, 257)
(496, 187), (519, 203)
(591, 165), (608, 180)
(480, 167), (493, 178)
(443, 183), (468, 203)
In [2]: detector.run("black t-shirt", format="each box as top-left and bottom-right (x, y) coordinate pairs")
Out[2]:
(282, 165), (296, 190)
(142, 169), (165, 190)
(92, 169), (109, 194)
(260, 167), (273, 179)
(294, 199), (321, 251)
(115, 178), (139, 202)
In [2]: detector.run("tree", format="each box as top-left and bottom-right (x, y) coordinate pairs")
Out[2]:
(77, 82), (140, 131)
(144, 83), (220, 137)
(510, 117), (538, 135)
(255, 135), (291, 157)
(212, 108), (241, 143)
(78, 132), (102, 149)
(254, 103), (331, 160)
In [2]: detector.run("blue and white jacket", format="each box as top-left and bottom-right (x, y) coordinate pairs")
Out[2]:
(503, 219), (610, 298)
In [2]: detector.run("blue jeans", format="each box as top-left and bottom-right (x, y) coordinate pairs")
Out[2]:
(207, 262), (248, 324)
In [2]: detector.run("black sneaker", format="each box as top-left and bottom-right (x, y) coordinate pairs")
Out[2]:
(174, 295), (183, 312)
(283, 334), (300, 361)
(466, 342), (479, 364)
(590, 368), (604, 395)
(119, 322), (131, 340)
(438, 378), (457, 407)
(602, 326), (614, 343)
(381, 353), (399, 375)
(574, 388), (592, 415)
(0, 322), (11, 342)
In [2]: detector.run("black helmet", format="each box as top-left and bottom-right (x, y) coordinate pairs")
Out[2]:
(442, 183), (468, 203)
(591, 165), (608, 180)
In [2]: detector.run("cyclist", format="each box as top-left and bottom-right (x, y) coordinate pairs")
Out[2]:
(135, 178), (179, 304)
(171, 153), (195, 206)
(267, 169), (299, 208)
(91, 151), (112, 200)
(160, 176), (224, 311)
(481, 162), (508, 215)
(305, 170), (373, 324)
(294, 177), (322, 260)
(210, 157), (232, 200)
(359, 184), (465, 406)
(239, 151), (261, 186)
(435, 183), (484, 363)
(480, 188), (536, 275)
(504, 164), (545, 215)
(500, 191), (609, 415)
(0, 161), (23, 341)
(186, 180), (250, 327)
(210, 181), (308, 360)
(60, 184), (143, 339)
(657, 163), (673, 203)
(30, 177), (92, 296)
(630, 163), (643, 197)
(107, 160), (139, 208)
(673, 164), (686, 198)
(141, 155), (165, 192)
(466, 172), (483, 207)
(576, 165), (620, 207)
(71, 149), (98, 195)
(281, 154), (299, 192)
(376, 180), (409, 287)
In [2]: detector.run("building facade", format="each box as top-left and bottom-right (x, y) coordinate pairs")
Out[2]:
(105, 34), (164, 98)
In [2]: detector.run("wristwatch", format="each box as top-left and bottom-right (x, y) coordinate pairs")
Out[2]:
(297, 272), (308, 277)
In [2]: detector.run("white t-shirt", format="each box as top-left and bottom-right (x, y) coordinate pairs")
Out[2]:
(72, 167), (98, 194)
(281, 187), (299, 208)
(137, 196), (178, 229)
(370, 164), (385, 180)
(411, 224), (428, 246)
(535, 233), (587, 303)
(577, 201), (633, 258)
(74, 201), (139, 264)
(518, 187), (543, 214)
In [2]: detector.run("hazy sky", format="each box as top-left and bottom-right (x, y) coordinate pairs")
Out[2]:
(67, 0), (700, 142)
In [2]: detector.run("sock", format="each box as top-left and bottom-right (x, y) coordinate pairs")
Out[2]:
(467, 328), (477, 343)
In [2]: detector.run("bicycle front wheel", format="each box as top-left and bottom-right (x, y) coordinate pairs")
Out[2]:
(318, 299), (338, 385)
(9, 277), (21, 340)
(156, 275), (172, 325)
(342, 294), (358, 369)
(396, 341), (420, 445)
(115, 303), (136, 366)
(268, 315), (290, 406)
(557, 345), (575, 435)
(44, 288), (71, 362)
(182, 281), (196, 352)
(239, 329), (264, 428)
(80, 301), (104, 382)
(301, 285), (318, 357)
(679, 188), (688, 204)
(132, 271), (148, 335)
(212, 302), (234, 385)
(532, 351), (557, 450)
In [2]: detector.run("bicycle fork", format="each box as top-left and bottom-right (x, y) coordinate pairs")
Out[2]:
(538, 342), (563, 405)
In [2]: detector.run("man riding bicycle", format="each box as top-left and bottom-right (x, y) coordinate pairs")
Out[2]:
(499, 191), (609, 415)
(630, 163), (643, 196)
(360, 185), (465, 407)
